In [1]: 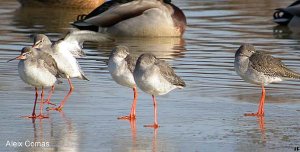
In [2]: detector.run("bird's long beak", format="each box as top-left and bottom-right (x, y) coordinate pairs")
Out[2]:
(32, 44), (37, 48)
(7, 55), (25, 62)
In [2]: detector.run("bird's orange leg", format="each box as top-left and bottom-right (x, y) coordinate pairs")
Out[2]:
(118, 86), (138, 120)
(36, 87), (49, 119)
(144, 95), (159, 129)
(21, 87), (38, 118)
(47, 78), (73, 112)
(44, 85), (56, 106)
(245, 84), (265, 117)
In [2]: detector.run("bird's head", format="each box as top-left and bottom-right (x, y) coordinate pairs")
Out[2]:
(110, 46), (130, 59)
(31, 34), (52, 49)
(235, 43), (256, 58)
(136, 53), (157, 68)
(7, 47), (34, 62)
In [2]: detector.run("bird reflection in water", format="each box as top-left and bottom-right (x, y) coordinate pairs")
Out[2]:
(152, 128), (158, 152)
(257, 116), (266, 143)
(100, 37), (186, 61)
(24, 111), (79, 152)
(129, 119), (137, 146)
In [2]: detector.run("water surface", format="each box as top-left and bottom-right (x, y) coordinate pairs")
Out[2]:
(0, 0), (300, 151)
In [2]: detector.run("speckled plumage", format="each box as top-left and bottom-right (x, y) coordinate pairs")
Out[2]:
(124, 54), (137, 73)
(249, 51), (300, 79)
(156, 59), (186, 88)
(235, 43), (300, 86)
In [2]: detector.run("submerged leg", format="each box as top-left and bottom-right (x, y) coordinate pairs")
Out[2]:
(245, 84), (265, 117)
(144, 95), (159, 129)
(118, 86), (138, 120)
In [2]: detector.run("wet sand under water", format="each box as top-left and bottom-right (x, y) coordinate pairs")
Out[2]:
(0, 0), (300, 151)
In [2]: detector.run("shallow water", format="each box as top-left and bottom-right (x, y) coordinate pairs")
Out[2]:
(1, 0), (300, 151)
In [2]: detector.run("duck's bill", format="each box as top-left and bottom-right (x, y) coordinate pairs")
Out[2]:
(7, 55), (25, 62)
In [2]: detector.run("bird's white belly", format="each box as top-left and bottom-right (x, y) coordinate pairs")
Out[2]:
(109, 61), (136, 88)
(135, 72), (176, 96)
(103, 8), (180, 37)
(237, 67), (283, 85)
(234, 56), (283, 85)
(18, 61), (56, 87)
(53, 52), (82, 79)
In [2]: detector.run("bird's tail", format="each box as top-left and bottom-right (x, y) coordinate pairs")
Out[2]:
(80, 72), (89, 81)
(284, 68), (300, 79)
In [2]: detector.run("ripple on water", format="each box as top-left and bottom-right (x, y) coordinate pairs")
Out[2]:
(0, 0), (300, 151)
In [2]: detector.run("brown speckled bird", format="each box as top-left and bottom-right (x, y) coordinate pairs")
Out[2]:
(234, 43), (300, 116)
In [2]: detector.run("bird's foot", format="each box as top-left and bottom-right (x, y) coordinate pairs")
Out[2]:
(46, 106), (63, 112)
(20, 115), (37, 119)
(38, 100), (56, 106)
(144, 123), (159, 129)
(36, 114), (49, 119)
(244, 112), (264, 117)
(117, 114), (136, 120)
(44, 100), (56, 106)
(20, 114), (49, 119)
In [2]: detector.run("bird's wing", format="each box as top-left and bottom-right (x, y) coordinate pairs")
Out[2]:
(155, 59), (186, 87)
(38, 51), (64, 78)
(63, 29), (114, 43)
(84, 0), (160, 27)
(249, 51), (300, 78)
(56, 30), (113, 58)
(125, 54), (137, 73)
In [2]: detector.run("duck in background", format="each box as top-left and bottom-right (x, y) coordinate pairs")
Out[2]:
(273, 0), (300, 26)
(17, 0), (105, 9)
(72, 0), (186, 37)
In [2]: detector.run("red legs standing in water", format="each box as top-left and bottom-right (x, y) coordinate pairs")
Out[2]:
(22, 87), (49, 119)
(245, 83), (265, 117)
(48, 78), (74, 112)
(118, 87), (138, 120)
(144, 95), (159, 129)
(44, 85), (56, 106)
(243, 83), (266, 141)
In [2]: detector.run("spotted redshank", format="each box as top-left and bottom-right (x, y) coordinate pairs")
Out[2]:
(32, 30), (112, 111)
(108, 46), (138, 120)
(7, 47), (63, 119)
(133, 53), (186, 128)
(234, 43), (300, 116)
